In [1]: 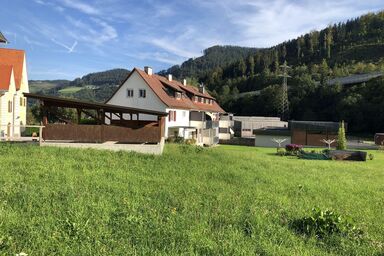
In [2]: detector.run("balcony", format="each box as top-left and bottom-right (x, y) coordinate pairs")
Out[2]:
(205, 121), (219, 129)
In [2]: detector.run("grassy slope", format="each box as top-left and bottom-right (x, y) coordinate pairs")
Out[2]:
(58, 86), (83, 94)
(29, 81), (59, 93)
(0, 144), (383, 255)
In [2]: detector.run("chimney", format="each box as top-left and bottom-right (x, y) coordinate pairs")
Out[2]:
(167, 74), (173, 81)
(144, 66), (153, 75)
(183, 79), (187, 86)
(199, 83), (205, 94)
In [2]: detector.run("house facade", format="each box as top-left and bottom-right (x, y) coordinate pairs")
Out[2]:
(0, 48), (29, 138)
(106, 67), (225, 145)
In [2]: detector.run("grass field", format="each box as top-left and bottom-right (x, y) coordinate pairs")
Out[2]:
(0, 144), (383, 255)
(58, 86), (83, 94)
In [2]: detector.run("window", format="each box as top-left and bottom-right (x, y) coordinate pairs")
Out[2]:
(126, 89), (134, 97)
(139, 89), (146, 98)
(168, 110), (177, 122)
(20, 97), (23, 106)
(199, 97), (203, 103)
(175, 92), (182, 99)
(8, 101), (12, 113)
(194, 96), (198, 102)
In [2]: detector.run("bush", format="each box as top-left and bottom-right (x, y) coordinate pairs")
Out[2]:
(276, 148), (286, 156)
(368, 154), (374, 160)
(290, 207), (364, 241)
(337, 121), (347, 150)
(166, 136), (184, 144)
(285, 144), (303, 153)
(185, 138), (197, 145)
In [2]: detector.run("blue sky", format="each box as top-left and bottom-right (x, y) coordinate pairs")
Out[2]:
(1, 0), (383, 80)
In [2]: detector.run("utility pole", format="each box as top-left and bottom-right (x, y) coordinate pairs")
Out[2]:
(279, 61), (290, 121)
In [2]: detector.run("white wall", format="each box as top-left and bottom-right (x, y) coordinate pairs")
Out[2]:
(0, 70), (17, 137)
(165, 108), (189, 137)
(255, 135), (291, 147)
(107, 71), (167, 114)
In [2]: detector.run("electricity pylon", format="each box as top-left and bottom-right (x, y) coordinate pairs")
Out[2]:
(279, 61), (290, 121)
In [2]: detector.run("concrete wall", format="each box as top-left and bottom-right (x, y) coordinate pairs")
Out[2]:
(233, 116), (288, 138)
(255, 135), (291, 147)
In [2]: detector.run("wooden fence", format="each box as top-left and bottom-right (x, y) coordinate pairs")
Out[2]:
(43, 124), (162, 143)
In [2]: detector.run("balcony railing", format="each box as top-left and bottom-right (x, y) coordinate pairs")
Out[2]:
(205, 121), (219, 129)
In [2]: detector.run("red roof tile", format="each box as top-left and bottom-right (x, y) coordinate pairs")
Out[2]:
(107, 68), (225, 113)
(0, 48), (25, 90)
(136, 69), (225, 113)
(0, 65), (13, 90)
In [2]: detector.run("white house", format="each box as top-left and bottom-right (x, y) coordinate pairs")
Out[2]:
(0, 48), (29, 138)
(106, 67), (225, 145)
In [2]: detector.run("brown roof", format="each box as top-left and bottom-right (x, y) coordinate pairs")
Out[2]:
(0, 65), (13, 90)
(0, 48), (25, 90)
(108, 68), (225, 113)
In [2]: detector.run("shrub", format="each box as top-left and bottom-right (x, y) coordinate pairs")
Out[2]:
(285, 144), (303, 153)
(166, 136), (184, 144)
(289, 207), (364, 241)
(185, 138), (197, 145)
(276, 147), (286, 156)
(337, 121), (347, 150)
(368, 154), (374, 160)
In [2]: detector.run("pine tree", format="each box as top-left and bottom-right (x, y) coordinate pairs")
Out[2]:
(337, 120), (347, 150)
(247, 56), (255, 77)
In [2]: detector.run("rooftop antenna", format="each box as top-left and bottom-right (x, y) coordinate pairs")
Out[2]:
(278, 61), (291, 121)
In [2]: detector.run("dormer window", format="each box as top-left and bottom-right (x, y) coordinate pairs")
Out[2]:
(175, 92), (182, 100)
(194, 96), (198, 102)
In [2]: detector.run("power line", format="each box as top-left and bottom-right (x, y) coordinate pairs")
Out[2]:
(278, 61), (291, 121)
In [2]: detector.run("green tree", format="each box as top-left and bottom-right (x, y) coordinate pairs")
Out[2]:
(337, 121), (347, 150)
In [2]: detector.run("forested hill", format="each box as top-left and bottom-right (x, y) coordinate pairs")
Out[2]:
(158, 45), (260, 79)
(160, 11), (384, 134)
(30, 68), (130, 102)
(70, 68), (130, 87)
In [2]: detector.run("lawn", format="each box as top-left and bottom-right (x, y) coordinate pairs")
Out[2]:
(58, 86), (83, 94)
(0, 144), (383, 255)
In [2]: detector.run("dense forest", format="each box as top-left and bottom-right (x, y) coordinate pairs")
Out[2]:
(160, 11), (384, 134)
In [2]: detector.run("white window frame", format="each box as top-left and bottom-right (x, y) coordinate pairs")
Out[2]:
(139, 89), (146, 98)
(127, 89), (134, 97)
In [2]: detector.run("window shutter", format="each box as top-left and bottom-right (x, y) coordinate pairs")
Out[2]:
(174, 111), (176, 122)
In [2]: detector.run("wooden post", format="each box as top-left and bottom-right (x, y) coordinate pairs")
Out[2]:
(41, 103), (48, 125)
(39, 126), (43, 146)
(77, 108), (81, 124)
(159, 116), (165, 139)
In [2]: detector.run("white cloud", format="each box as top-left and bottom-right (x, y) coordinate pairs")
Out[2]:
(59, 0), (101, 15)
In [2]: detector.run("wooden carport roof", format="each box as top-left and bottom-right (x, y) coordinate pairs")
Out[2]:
(24, 93), (168, 116)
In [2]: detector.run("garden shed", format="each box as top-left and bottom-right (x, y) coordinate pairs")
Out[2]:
(290, 121), (344, 147)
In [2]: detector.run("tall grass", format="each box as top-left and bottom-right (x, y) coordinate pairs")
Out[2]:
(0, 143), (383, 255)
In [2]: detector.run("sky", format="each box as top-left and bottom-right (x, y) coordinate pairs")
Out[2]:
(1, 0), (383, 80)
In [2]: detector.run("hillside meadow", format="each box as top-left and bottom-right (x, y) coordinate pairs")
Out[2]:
(0, 143), (383, 255)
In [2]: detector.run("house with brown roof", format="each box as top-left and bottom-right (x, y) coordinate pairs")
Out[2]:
(106, 67), (226, 145)
(0, 48), (29, 138)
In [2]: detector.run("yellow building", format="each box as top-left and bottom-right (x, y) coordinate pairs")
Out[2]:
(0, 48), (29, 138)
